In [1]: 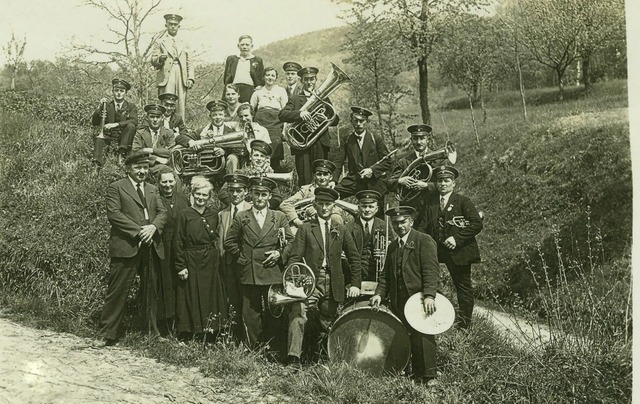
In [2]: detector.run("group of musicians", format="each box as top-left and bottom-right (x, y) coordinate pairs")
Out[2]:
(94, 13), (483, 387)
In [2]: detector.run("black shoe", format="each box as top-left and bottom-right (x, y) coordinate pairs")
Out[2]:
(104, 338), (117, 347)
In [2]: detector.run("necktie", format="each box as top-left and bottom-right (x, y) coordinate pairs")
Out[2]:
(324, 220), (330, 265)
(151, 130), (158, 147)
(233, 205), (238, 219)
(136, 183), (149, 221)
(364, 221), (371, 243)
(440, 196), (446, 210)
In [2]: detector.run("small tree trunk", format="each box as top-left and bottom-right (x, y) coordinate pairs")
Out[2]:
(417, 56), (432, 125)
(515, 37), (527, 121)
(479, 85), (487, 124)
(557, 68), (564, 101)
(10, 75), (15, 91)
(468, 92), (480, 151)
(582, 56), (591, 93)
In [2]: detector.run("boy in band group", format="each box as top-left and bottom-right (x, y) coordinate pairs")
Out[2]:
(282, 61), (302, 98)
(370, 206), (439, 386)
(346, 190), (387, 283)
(279, 159), (344, 235)
(278, 66), (339, 186)
(216, 174), (252, 342)
(175, 100), (227, 159)
(223, 177), (293, 350)
(99, 151), (167, 346)
(91, 78), (138, 166)
(151, 14), (194, 120)
(416, 166), (483, 329)
(332, 107), (391, 216)
(131, 104), (175, 172)
(286, 187), (362, 366)
(159, 92), (189, 138)
(223, 35), (265, 103)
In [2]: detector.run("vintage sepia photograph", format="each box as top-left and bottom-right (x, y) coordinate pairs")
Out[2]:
(0, 0), (633, 402)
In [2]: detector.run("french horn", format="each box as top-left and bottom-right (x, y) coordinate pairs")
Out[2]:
(267, 262), (316, 316)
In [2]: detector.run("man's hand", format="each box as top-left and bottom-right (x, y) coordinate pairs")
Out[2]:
(186, 79), (194, 89)
(263, 250), (281, 267)
(414, 180), (429, 190)
(142, 147), (154, 154)
(104, 123), (119, 130)
(178, 268), (188, 281)
(398, 176), (417, 188)
(300, 110), (312, 122)
(100, 97), (109, 104)
(423, 296), (436, 315)
(213, 147), (225, 158)
(443, 236), (457, 250)
(304, 205), (317, 218)
(347, 286), (361, 298)
(188, 140), (202, 151)
(369, 294), (381, 307)
(292, 218), (305, 228)
(359, 168), (373, 179)
(327, 180), (336, 189)
(138, 224), (157, 245)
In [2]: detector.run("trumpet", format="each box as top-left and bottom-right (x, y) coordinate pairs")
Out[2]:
(96, 101), (107, 139)
(277, 227), (288, 250)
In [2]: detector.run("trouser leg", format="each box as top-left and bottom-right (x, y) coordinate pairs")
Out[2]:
(241, 284), (265, 348)
(118, 123), (137, 154)
(226, 154), (239, 174)
(445, 259), (474, 328)
(99, 256), (139, 340)
(137, 247), (160, 337)
(287, 302), (308, 358)
(409, 332), (437, 378)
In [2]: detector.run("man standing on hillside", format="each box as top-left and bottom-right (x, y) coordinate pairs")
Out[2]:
(99, 151), (167, 346)
(151, 14), (195, 120)
(416, 166), (483, 329)
(278, 66), (339, 186)
(282, 61), (302, 98)
(223, 35), (265, 103)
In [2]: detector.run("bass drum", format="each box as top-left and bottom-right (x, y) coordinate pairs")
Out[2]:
(328, 301), (410, 374)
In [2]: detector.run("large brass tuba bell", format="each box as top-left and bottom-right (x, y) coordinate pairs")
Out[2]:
(284, 63), (351, 151)
(396, 141), (457, 202)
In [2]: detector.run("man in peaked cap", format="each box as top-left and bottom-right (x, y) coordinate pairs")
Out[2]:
(332, 106), (392, 218)
(151, 13), (194, 120)
(223, 35), (265, 103)
(279, 66), (340, 187)
(370, 205), (439, 385)
(416, 166), (482, 330)
(99, 149), (167, 346)
(91, 78), (138, 167)
(279, 159), (345, 235)
(223, 176), (293, 356)
(286, 186), (361, 366)
(159, 92), (190, 138)
(282, 61), (303, 98)
(345, 190), (387, 288)
(174, 99), (228, 164)
(131, 104), (175, 174)
(217, 173), (252, 343)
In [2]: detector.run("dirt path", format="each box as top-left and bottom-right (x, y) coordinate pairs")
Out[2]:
(0, 318), (283, 404)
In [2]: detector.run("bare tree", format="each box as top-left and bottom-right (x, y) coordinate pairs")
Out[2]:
(73, 0), (164, 105)
(3, 33), (27, 90)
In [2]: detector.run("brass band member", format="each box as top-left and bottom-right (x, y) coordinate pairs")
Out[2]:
(174, 100), (227, 163)
(280, 159), (344, 235)
(237, 139), (274, 176)
(159, 92), (189, 138)
(217, 174), (252, 342)
(223, 177), (293, 349)
(236, 103), (272, 154)
(416, 166), (483, 329)
(91, 78), (138, 166)
(151, 14), (195, 120)
(282, 61), (302, 98)
(278, 66), (339, 186)
(99, 151), (167, 346)
(286, 187), (361, 366)
(132, 104), (175, 174)
(388, 124), (438, 222)
(346, 190), (386, 282)
(223, 84), (242, 124)
(332, 107), (391, 216)
(223, 35), (265, 103)
(370, 206), (439, 385)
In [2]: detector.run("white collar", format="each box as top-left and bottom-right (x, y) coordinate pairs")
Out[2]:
(128, 176), (144, 190)
(360, 217), (373, 228)
(237, 53), (255, 60)
(253, 207), (267, 216)
(398, 230), (411, 245)
(318, 217), (330, 227)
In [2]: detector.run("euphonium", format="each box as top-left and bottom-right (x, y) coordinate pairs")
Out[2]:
(294, 197), (316, 222)
(284, 63), (351, 151)
(170, 145), (225, 176)
(396, 141), (457, 202)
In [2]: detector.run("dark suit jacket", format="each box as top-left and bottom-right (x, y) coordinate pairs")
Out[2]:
(346, 217), (386, 281)
(332, 131), (391, 193)
(416, 192), (483, 266)
(223, 209), (293, 285)
(131, 126), (176, 160)
(166, 113), (189, 137)
(223, 55), (265, 87)
(287, 220), (362, 303)
(105, 177), (167, 259)
(278, 93), (339, 152)
(375, 229), (439, 311)
(91, 100), (138, 128)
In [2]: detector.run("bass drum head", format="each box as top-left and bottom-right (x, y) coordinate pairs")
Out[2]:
(328, 301), (410, 374)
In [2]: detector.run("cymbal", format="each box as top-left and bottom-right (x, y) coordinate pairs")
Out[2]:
(403, 292), (455, 335)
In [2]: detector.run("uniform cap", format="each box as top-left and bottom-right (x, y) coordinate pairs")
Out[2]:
(432, 165), (459, 180)
(297, 66), (319, 78)
(283, 61), (302, 72)
(111, 78), (131, 91)
(385, 205), (416, 220)
(223, 173), (250, 189)
(125, 150), (150, 166)
(314, 186), (340, 203)
(249, 177), (277, 192)
(250, 139), (273, 156)
(206, 99), (228, 112)
(407, 124), (433, 136)
(312, 159), (337, 174)
(144, 103), (166, 116)
(350, 106), (373, 119)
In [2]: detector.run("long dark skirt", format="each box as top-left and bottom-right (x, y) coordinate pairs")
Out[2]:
(255, 107), (284, 160)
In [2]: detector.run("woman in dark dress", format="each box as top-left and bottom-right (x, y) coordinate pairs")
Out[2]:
(174, 176), (228, 339)
(155, 166), (189, 335)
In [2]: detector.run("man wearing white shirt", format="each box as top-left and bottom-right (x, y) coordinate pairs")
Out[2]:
(223, 35), (265, 103)
(174, 100), (228, 160)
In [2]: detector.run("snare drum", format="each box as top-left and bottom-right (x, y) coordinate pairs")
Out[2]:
(328, 301), (410, 374)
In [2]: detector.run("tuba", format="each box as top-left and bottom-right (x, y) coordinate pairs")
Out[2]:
(267, 262), (316, 316)
(170, 131), (246, 177)
(284, 63), (351, 151)
(263, 172), (293, 188)
(396, 141), (457, 203)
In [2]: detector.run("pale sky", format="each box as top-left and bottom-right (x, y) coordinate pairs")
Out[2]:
(0, 0), (347, 64)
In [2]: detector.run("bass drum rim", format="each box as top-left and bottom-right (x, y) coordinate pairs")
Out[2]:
(328, 301), (410, 375)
